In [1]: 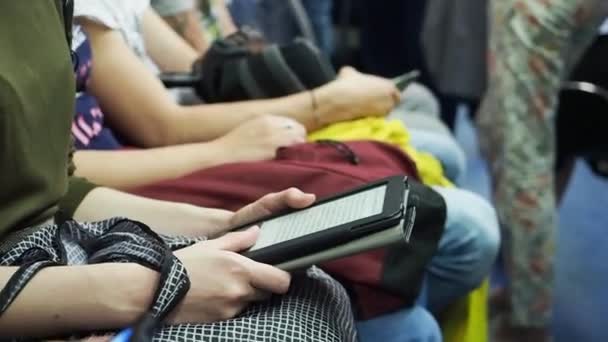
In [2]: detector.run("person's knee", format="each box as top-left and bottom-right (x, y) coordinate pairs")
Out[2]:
(356, 306), (442, 342)
(435, 186), (501, 288)
(401, 83), (441, 117)
(405, 306), (443, 342)
(409, 130), (467, 182)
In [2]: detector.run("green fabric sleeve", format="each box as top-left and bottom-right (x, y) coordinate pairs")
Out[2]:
(58, 176), (98, 219)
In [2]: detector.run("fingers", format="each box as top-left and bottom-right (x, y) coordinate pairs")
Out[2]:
(205, 227), (260, 252)
(256, 188), (315, 214)
(282, 188), (316, 209)
(389, 86), (402, 107)
(239, 256), (292, 294)
(290, 121), (307, 140)
(232, 188), (316, 225)
(280, 120), (307, 144)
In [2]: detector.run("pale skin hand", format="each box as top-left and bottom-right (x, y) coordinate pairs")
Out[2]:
(229, 187), (316, 229)
(73, 115), (306, 189)
(170, 228), (291, 323)
(214, 115), (307, 162)
(315, 66), (402, 125)
(171, 186), (317, 323)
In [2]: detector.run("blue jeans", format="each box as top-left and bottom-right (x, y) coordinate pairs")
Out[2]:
(301, 0), (334, 56)
(426, 186), (500, 311)
(357, 306), (442, 342)
(356, 186), (500, 341)
(228, 0), (334, 56)
(389, 84), (467, 183)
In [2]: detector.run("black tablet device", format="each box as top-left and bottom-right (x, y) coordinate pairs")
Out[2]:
(235, 175), (410, 264)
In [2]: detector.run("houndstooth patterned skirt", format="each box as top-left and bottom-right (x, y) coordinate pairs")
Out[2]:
(0, 218), (357, 342)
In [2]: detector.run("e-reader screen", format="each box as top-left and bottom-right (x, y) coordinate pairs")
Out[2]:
(249, 185), (387, 251)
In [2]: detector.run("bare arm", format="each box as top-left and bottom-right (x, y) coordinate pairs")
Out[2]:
(155, 6), (210, 53)
(212, 0), (238, 37)
(0, 263), (156, 338)
(74, 187), (232, 238)
(73, 114), (307, 190)
(141, 8), (201, 72)
(73, 141), (230, 189)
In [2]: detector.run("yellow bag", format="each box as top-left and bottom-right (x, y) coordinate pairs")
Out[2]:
(309, 117), (452, 187)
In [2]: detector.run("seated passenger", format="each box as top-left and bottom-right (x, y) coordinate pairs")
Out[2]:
(0, 2), (361, 341)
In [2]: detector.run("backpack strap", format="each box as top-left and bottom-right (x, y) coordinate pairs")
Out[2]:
(280, 38), (336, 89)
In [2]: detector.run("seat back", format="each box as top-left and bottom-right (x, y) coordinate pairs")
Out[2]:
(557, 35), (608, 177)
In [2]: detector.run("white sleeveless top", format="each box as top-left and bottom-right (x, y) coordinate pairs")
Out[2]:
(73, 0), (159, 74)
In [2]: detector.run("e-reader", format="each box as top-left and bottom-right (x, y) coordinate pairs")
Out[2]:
(234, 175), (410, 264)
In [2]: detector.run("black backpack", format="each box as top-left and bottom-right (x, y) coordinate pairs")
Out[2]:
(160, 30), (336, 103)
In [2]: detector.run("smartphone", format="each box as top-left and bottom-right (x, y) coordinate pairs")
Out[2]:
(393, 70), (420, 91)
(233, 176), (410, 264)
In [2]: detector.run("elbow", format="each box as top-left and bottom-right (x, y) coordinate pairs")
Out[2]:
(138, 124), (173, 148)
(136, 108), (183, 148)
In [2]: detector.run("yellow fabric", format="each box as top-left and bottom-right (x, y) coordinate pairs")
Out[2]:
(441, 281), (490, 342)
(308, 117), (452, 187)
(309, 117), (488, 342)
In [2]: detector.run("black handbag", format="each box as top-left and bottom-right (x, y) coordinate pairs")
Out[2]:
(160, 30), (336, 103)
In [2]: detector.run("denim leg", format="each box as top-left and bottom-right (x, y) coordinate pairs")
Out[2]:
(227, 0), (261, 30)
(392, 83), (442, 119)
(426, 186), (500, 312)
(356, 306), (442, 342)
(408, 129), (467, 183)
(301, 0), (334, 56)
(389, 83), (467, 182)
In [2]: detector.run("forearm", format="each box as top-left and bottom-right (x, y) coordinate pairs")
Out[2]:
(0, 263), (156, 338)
(160, 9), (210, 53)
(74, 188), (232, 238)
(73, 141), (233, 189)
(172, 85), (342, 142)
(213, 0), (238, 37)
(142, 8), (200, 72)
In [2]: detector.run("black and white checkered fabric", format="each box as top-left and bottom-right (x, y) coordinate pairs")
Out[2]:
(0, 218), (357, 341)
